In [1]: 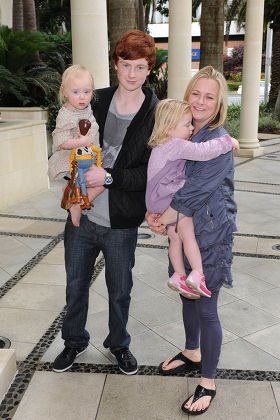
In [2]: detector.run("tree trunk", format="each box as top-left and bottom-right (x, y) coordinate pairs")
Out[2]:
(268, 22), (280, 109)
(144, 2), (150, 28)
(13, 0), (23, 31)
(22, 0), (37, 31)
(274, 89), (280, 120)
(138, 0), (144, 31)
(108, 0), (139, 85)
(200, 0), (224, 73)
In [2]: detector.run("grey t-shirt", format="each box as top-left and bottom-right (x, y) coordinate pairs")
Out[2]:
(87, 94), (136, 227)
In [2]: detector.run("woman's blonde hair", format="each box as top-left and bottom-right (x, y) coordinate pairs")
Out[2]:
(148, 99), (191, 147)
(184, 66), (228, 130)
(58, 64), (95, 105)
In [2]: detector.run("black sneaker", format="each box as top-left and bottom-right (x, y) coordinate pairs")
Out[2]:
(111, 348), (138, 375)
(52, 346), (87, 372)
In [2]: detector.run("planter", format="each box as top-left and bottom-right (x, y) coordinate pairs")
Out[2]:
(0, 119), (49, 209)
(0, 106), (48, 121)
(0, 107), (53, 157)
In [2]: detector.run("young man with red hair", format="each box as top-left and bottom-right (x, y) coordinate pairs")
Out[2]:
(53, 30), (158, 375)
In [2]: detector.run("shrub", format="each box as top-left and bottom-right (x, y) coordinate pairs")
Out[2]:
(147, 48), (168, 99)
(43, 99), (60, 132)
(0, 25), (67, 107)
(227, 104), (241, 122)
(258, 115), (280, 133)
(225, 118), (240, 138)
(225, 103), (280, 136)
(227, 82), (240, 91)
(223, 45), (244, 80)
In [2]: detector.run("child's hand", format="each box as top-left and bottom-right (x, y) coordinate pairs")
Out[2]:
(145, 212), (167, 235)
(231, 137), (240, 152)
(78, 134), (92, 147)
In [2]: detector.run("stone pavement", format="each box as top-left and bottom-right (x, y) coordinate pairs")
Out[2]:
(0, 135), (280, 419)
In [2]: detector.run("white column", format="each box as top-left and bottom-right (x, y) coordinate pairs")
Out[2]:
(0, 0), (13, 27)
(167, 0), (192, 100)
(238, 0), (264, 157)
(70, 0), (109, 89)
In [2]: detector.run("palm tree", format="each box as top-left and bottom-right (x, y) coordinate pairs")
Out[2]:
(22, 0), (37, 31)
(13, 0), (23, 31)
(200, 0), (224, 72)
(226, 0), (280, 109)
(12, 0), (37, 32)
(107, 0), (139, 85)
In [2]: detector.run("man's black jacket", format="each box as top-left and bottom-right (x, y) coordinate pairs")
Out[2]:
(91, 86), (158, 229)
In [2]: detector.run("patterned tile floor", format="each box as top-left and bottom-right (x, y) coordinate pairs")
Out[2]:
(0, 137), (280, 419)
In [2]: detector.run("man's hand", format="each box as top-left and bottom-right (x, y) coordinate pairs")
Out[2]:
(84, 163), (107, 187)
(145, 212), (167, 235)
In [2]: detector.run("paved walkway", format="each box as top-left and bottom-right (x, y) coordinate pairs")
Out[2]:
(0, 135), (280, 419)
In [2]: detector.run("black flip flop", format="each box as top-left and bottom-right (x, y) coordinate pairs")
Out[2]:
(158, 352), (202, 375)
(181, 384), (216, 415)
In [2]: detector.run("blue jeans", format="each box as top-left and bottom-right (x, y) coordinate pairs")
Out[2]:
(62, 214), (138, 351)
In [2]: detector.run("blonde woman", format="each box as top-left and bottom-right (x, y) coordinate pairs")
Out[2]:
(146, 99), (238, 299)
(147, 67), (238, 415)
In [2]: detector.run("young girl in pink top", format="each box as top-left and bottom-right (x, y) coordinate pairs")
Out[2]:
(146, 99), (239, 299)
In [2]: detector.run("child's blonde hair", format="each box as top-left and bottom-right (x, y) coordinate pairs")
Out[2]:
(58, 64), (95, 105)
(148, 99), (191, 147)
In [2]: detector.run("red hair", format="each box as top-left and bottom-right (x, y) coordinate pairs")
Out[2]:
(112, 30), (156, 70)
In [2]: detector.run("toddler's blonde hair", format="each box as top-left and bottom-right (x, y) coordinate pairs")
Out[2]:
(58, 64), (95, 105)
(148, 99), (191, 148)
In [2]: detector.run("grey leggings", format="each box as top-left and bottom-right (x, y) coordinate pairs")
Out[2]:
(181, 288), (222, 379)
(174, 238), (233, 379)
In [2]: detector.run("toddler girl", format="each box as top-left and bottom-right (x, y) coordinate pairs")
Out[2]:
(146, 99), (239, 299)
(48, 64), (103, 226)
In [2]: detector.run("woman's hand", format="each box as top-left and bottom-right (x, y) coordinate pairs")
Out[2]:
(145, 212), (167, 235)
(84, 163), (107, 187)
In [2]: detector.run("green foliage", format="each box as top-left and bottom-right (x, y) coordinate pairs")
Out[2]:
(228, 72), (242, 82)
(147, 48), (168, 99)
(0, 65), (30, 105)
(0, 25), (68, 107)
(258, 114), (280, 132)
(43, 99), (60, 132)
(227, 104), (241, 121)
(37, 0), (71, 33)
(0, 26), (53, 73)
(227, 82), (240, 91)
(225, 118), (240, 138)
(225, 103), (280, 136)
(40, 31), (72, 73)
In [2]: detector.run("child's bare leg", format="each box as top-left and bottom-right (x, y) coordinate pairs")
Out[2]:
(177, 216), (212, 298)
(70, 186), (105, 228)
(70, 204), (82, 227)
(177, 216), (203, 275)
(167, 225), (186, 276)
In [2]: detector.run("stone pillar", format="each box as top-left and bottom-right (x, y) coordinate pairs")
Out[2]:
(167, 0), (192, 100)
(238, 0), (264, 157)
(0, 0), (13, 27)
(70, 0), (109, 89)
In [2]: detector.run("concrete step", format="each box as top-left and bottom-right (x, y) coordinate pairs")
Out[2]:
(0, 349), (17, 403)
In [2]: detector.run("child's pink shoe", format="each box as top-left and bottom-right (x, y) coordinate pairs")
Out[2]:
(168, 272), (200, 300)
(185, 270), (211, 298)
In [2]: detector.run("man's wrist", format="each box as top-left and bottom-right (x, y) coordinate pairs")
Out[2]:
(104, 172), (113, 186)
